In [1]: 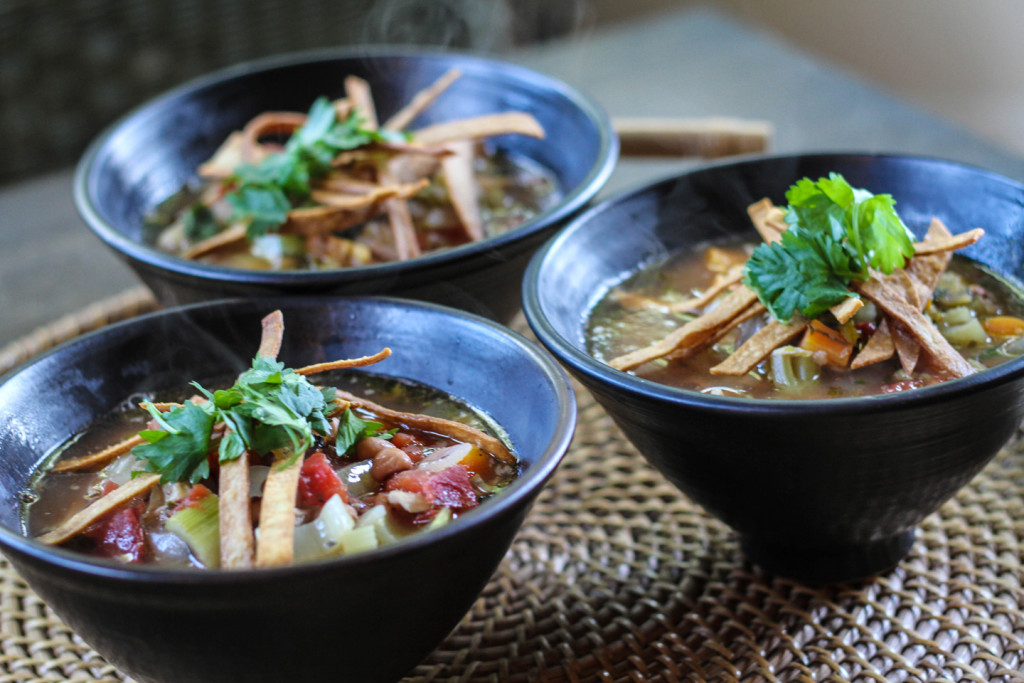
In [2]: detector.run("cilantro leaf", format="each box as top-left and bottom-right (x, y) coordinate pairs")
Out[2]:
(133, 401), (215, 484)
(744, 173), (916, 321)
(131, 353), (335, 481)
(223, 96), (399, 239)
(335, 408), (390, 456)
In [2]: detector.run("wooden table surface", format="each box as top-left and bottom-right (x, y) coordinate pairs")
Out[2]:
(2, 6), (1023, 350)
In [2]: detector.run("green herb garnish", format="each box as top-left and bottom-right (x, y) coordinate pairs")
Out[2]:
(225, 97), (410, 239)
(743, 173), (915, 322)
(132, 356), (345, 483)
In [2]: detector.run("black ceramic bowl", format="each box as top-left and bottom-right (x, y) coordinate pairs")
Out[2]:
(0, 297), (575, 683)
(74, 49), (617, 323)
(523, 152), (1024, 583)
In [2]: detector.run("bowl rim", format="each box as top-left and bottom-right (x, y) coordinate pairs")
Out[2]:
(73, 46), (619, 287)
(523, 150), (1024, 417)
(0, 295), (577, 584)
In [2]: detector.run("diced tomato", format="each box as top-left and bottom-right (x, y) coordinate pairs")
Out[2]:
(177, 483), (214, 511)
(85, 506), (146, 563)
(386, 468), (431, 496)
(386, 466), (478, 522)
(425, 466), (478, 510)
(297, 452), (349, 508)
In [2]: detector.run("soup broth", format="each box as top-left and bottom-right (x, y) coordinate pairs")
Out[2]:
(24, 370), (516, 568)
(588, 239), (1024, 399)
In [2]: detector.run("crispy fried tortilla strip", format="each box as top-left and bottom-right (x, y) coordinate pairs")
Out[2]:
(830, 296), (863, 324)
(913, 227), (984, 255)
(747, 198), (787, 244)
(378, 168), (422, 260)
(198, 131), (247, 179)
(345, 75), (378, 129)
(667, 301), (767, 361)
(709, 319), (807, 376)
(412, 112), (545, 146)
(183, 225), (248, 259)
(307, 179), (427, 210)
(281, 182), (426, 238)
(441, 140), (484, 241)
(609, 285), (760, 371)
(854, 279), (975, 379)
(612, 268), (745, 314)
(258, 310), (284, 359)
(850, 318), (896, 369)
(36, 473), (162, 546)
(333, 389), (514, 464)
(241, 111), (307, 162)
(221, 310), (286, 569)
(254, 448), (303, 568)
(891, 318), (922, 375)
(50, 434), (146, 473)
(314, 173), (381, 195)
(218, 443), (254, 570)
(295, 348), (392, 375)
(383, 68), (462, 131)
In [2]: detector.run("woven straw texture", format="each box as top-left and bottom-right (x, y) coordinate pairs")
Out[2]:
(1, 291), (1023, 683)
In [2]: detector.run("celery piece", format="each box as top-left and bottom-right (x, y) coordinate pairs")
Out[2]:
(424, 507), (452, 531)
(166, 494), (221, 568)
(769, 346), (821, 392)
(337, 526), (378, 555)
(942, 319), (989, 346)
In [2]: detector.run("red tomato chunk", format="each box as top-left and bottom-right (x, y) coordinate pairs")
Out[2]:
(298, 452), (349, 508)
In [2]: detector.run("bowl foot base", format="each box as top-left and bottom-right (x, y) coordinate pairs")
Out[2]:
(740, 530), (916, 584)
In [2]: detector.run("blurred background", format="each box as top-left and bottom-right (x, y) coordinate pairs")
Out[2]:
(2, 0), (1024, 185)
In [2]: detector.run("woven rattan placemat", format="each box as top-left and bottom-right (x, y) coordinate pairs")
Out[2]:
(2, 290), (1023, 682)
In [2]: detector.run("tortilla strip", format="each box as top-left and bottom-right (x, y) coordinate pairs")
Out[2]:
(891, 318), (922, 375)
(333, 389), (514, 465)
(609, 285), (760, 371)
(314, 173), (381, 195)
(49, 434), (147, 473)
(220, 310), (285, 569)
(441, 140), (484, 241)
(666, 301), (766, 361)
(383, 68), (462, 131)
(848, 218), (956, 370)
(412, 112), (545, 146)
(830, 296), (863, 324)
(198, 131), (247, 179)
(241, 111), (307, 162)
(378, 168), (422, 260)
(295, 348), (392, 376)
(183, 225), (248, 259)
(850, 318), (896, 369)
(612, 269), (745, 314)
(747, 198), (786, 244)
(36, 473), (162, 546)
(709, 319), (807, 376)
(854, 278), (975, 378)
(913, 227), (984, 255)
(280, 202), (391, 237)
(345, 75), (378, 130)
(254, 449), (303, 568)
(308, 179), (427, 210)
(258, 310), (284, 359)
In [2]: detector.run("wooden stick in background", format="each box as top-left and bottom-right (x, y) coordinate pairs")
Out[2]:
(614, 117), (773, 158)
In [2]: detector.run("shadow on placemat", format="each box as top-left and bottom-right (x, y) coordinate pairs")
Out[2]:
(1, 293), (1023, 682)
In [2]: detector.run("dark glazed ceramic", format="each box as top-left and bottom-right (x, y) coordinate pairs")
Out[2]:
(0, 297), (576, 683)
(523, 153), (1024, 583)
(74, 49), (617, 323)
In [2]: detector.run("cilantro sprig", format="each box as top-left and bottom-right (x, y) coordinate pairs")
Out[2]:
(222, 97), (409, 239)
(742, 173), (915, 322)
(132, 356), (364, 484)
